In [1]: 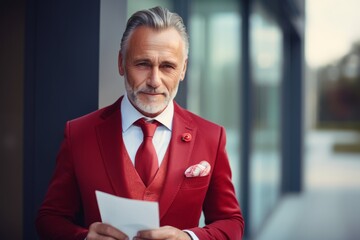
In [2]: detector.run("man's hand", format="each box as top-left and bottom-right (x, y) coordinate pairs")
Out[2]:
(134, 226), (192, 240)
(87, 222), (129, 240)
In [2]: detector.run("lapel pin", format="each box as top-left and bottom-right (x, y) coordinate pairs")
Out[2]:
(181, 133), (192, 142)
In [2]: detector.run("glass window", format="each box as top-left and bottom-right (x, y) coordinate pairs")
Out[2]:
(249, 1), (283, 234)
(187, 0), (242, 197)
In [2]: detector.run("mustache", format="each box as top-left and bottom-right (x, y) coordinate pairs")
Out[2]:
(135, 87), (166, 95)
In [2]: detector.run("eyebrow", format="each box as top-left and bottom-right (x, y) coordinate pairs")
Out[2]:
(161, 60), (177, 66)
(133, 58), (151, 63)
(133, 58), (178, 67)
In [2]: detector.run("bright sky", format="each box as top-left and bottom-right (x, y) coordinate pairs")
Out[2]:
(305, 0), (360, 68)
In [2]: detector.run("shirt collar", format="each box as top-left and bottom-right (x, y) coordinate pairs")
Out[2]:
(121, 94), (174, 132)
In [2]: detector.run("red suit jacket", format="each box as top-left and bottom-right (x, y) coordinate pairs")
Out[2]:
(36, 97), (244, 239)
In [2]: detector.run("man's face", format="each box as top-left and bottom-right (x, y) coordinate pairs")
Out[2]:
(119, 26), (188, 117)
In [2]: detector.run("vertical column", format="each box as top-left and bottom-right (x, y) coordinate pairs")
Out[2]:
(0, 0), (25, 239)
(24, 0), (100, 238)
(98, 0), (127, 108)
(173, 0), (189, 108)
(281, 22), (303, 194)
(240, 0), (251, 237)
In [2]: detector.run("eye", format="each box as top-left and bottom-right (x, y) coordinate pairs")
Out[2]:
(136, 62), (150, 67)
(161, 63), (175, 69)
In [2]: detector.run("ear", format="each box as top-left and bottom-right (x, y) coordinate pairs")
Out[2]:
(180, 58), (188, 81)
(118, 51), (125, 76)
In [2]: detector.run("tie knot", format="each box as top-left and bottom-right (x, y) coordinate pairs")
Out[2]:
(135, 118), (159, 137)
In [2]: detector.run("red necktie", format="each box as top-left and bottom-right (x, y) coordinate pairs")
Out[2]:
(134, 118), (159, 186)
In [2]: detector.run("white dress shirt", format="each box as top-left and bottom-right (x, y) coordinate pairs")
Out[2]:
(121, 94), (173, 165)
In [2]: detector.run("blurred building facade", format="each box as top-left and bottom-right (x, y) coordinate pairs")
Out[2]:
(314, 41), (360, 155)
(317, 41), (360, 129)
(1, 0), (305, 239)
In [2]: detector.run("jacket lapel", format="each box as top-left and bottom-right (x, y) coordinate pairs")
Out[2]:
(95, 97), (133, 197)
(159, 103), (197, 218)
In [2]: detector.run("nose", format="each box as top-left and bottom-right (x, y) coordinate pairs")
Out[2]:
(147, 67), (161, 89)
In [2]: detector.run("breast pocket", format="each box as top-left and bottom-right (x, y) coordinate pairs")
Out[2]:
(180, 175), (210, 190)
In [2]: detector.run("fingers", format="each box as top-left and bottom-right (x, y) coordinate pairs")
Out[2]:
(135, 226), (191, 240)
(87, 222), (129, 240)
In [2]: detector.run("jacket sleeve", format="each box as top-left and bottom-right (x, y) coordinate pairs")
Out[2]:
(36, 122), (88, 240)
(189, 126), (245, 239)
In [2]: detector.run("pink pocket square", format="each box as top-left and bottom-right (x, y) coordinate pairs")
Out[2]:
(184, 161), (211, 177)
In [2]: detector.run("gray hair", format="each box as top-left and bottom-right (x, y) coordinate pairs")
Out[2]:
(120, 6), (189, 58)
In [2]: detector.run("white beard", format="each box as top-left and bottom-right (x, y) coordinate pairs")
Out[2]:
(124, 76), (179, 115)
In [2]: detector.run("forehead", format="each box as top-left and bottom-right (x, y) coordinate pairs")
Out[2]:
(126, 26), (185, 59)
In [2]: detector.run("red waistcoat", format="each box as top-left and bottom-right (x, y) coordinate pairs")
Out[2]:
(119, 138), (170, 202)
